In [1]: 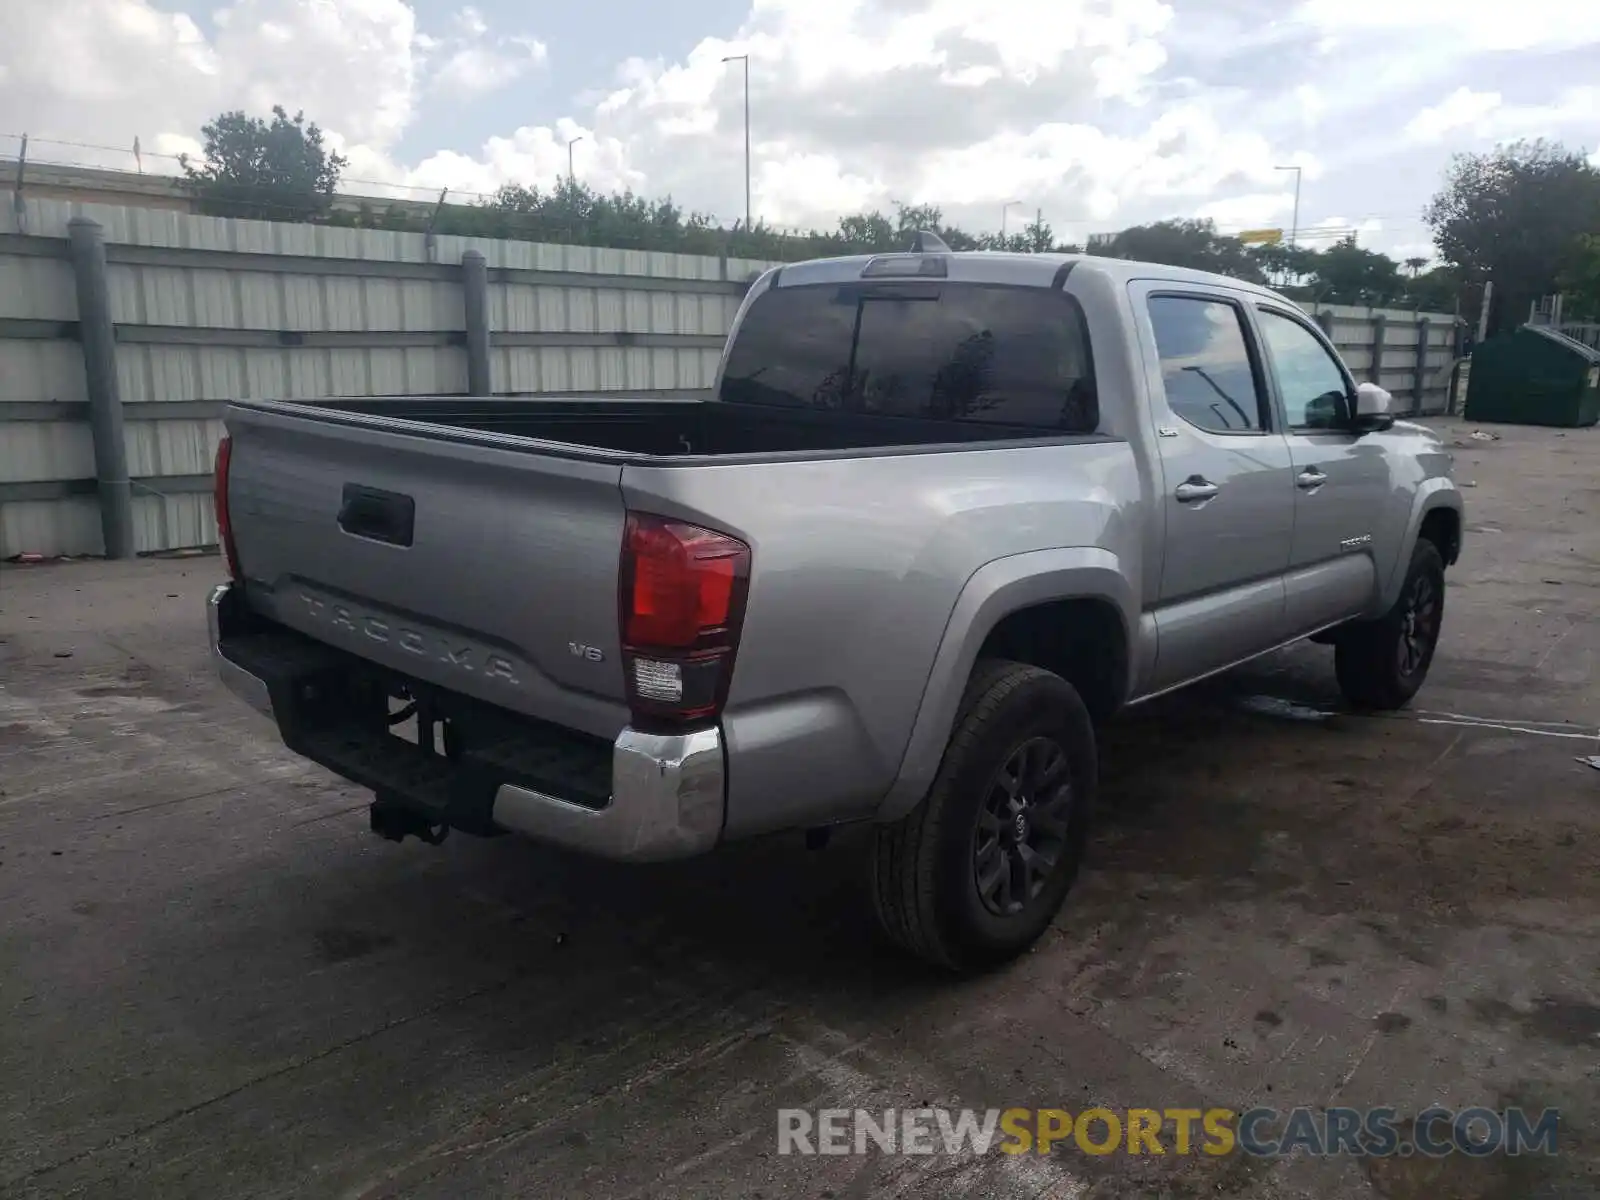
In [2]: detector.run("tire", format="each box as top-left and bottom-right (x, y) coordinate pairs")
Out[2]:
(871, 659), (1096, 973)
(1335, 539), (1446, 711)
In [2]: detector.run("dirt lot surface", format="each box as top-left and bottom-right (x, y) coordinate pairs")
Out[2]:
(2, 417), (1597, 1199)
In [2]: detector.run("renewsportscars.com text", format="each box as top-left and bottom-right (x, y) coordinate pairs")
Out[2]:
(777, 1106), (1560, 1158)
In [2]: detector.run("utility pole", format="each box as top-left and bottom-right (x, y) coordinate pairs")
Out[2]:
(1001, 200), (1022, 244)
(1275, 164), (1302, 249)
(722, 54), (751, 229)
(566, 135), (584, 183)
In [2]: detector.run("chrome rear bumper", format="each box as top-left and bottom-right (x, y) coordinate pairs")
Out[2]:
(206, 582), (725, 861)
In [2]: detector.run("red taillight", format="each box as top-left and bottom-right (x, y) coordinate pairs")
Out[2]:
(213, 434), (242, 581)
(620, 512), (750, 725)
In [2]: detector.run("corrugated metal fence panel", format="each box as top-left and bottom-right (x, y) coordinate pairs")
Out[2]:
(2, 499), (102, 558)
(0, 203), (93, 555)
(132, 494), (216, 555)
(0, 423), (95, 484)
(0, 254), (76, 321)
(1, 199), (783, 556)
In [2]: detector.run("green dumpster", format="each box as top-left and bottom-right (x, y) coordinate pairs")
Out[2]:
(1463, 324), (1600, 427)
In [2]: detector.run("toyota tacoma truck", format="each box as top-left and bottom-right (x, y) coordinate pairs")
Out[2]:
(207, 238), (1463, 972)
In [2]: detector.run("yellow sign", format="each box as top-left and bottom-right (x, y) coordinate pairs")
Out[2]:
(1238, 229), (1283, 246)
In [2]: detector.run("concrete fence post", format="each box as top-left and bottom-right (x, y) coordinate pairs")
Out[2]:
(1369, 312), (1386, 387)
(1315, 310), (1335, 339)
(1412, 318), (1430, 413)
(67, 217), (134, 560)
(461, 249), (492, 396)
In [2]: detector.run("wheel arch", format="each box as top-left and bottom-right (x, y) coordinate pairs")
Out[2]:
(1380, 483), (1463, 609)
(874, 547), (1137, 824)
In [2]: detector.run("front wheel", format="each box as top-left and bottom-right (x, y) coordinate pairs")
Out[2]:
(1335, 539), (1446, 710)
(871, 660), (1096, 973)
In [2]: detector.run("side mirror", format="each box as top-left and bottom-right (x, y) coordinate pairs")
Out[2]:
(1352, 382), (1395, 433)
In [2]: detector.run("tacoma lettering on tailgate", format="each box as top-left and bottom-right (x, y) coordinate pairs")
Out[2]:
(299, 594), (520, 685)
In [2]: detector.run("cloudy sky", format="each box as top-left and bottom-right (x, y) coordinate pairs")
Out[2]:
(4, 0), (1599, 261)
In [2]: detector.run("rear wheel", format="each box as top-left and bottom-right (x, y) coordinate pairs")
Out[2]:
(871, 660), (1096, 973)
(1335, 539), (1446, 710)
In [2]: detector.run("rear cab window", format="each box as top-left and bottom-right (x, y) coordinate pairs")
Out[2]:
(1145, 295), (1270, 435)
(719, 282), (1099, 433)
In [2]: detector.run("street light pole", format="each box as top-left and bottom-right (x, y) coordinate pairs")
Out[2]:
(1274, 165), (1302, 249)
(722, 54), (751, 229)
(1001, 200), (1022, 243)
(567, 135), (584, 182)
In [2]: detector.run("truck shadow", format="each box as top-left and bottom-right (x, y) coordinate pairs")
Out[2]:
(425, 643), (1387, 992)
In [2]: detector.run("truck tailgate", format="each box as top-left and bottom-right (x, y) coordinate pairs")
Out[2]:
(224, 404), (632, 740)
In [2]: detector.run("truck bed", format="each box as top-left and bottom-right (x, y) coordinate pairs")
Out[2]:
(295, 394), (1070, 458)
(219, 389), (1116, 755)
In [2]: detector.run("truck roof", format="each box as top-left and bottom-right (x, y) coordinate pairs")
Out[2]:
(768, 247), (1282, 302)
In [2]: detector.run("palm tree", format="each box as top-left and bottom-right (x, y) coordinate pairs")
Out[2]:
(1404, 256), (1428, 279)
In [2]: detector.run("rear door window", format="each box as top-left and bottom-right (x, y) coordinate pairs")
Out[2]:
(719, 283), (1098, 432)
(1146, 295), (1269, 434)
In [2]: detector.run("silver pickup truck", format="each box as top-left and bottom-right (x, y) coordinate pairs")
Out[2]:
(207, 238), (1462, 972)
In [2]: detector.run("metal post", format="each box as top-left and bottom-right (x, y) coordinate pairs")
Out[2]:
(67, 218), (134, 559)
(1001, 200), (1022, 244)
(1291, 171), (1301, 250)
(741, 56), (750, 230)
(1369, 312), (1386, 387)
(11, 133), (27, 232)
(567, 135), (583, 183)
(1275, 165), (1301, 249)
(461, 249), (491, 397)
(722, 54), (751, 229)
(1413, 318), (1430, 412)
(1476, 280), (1494, 344)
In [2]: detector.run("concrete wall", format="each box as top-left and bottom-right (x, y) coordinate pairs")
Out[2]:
(0, 198), (777, 558)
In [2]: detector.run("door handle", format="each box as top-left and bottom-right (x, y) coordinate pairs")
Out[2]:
(1174, 477), (1219, 503)
(1296, 468), (1328, 491)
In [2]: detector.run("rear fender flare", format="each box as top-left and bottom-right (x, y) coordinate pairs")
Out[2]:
(873, 547), (1136, 823)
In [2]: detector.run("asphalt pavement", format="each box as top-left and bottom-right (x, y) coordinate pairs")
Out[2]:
(2, 417), (1596, 1199)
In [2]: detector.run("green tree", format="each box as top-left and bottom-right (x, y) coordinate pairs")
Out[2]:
(1089, 219), (1265, 283)
(1424, 139), (1600, 335)
(180, 106), (348, 221)
(1248, 242), (1321, 288)
(1404, 265), (1470, 316)
(1306, 236), (1406, 305)
(1558, 233), (1600, 321)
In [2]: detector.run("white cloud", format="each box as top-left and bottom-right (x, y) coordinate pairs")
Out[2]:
(3, 0), (1598, 253)
(1405, 87), (1502, 143)
(1293, 0), (1600, 52)
(1404, 85), (1600, 147)
(1485, 87), (1600, 142)
(571, 0), (1307, 232)
(1194, 191), (1295, 230)
(1, 0), (420, 167)
(453, 6), (488, 39)
(429, 38), (547, 99)
(1292, 85), (1326, 128)
(426, 8), (546, 98)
